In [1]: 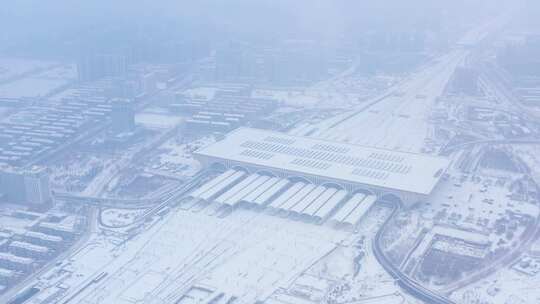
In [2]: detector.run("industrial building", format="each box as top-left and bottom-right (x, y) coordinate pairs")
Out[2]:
(0, 75), (146, 167)
(8, 241), (51, 259)
(35, 222), (77, 239)
(0, 240), (8, 251)
(0, 268), (15, 286)
(194, 128), (450, 208)
(0, 253), (34, 272)
(21, 231), (63, 249)
(173, 86), (277, 134)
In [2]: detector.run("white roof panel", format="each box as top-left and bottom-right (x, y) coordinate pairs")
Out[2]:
(215, 174), (260, 204)
(268, 182), (305, 209)
(224, 175), (270, 206)
(303, 188), (338, 216)
(190, 169), (236, 198)
(254, 179), (290, 206)
(290, 185), (327, 214)
(280, 184), (316, 211)
(332, 193), (366, 223)
(344, 195), (377, 226)
(314, 190), (348, 220)
(199, 171), (245, 201)
(243, 177), (280, 203)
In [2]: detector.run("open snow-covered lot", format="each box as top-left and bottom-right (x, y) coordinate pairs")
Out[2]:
(32, 206), (355, 304)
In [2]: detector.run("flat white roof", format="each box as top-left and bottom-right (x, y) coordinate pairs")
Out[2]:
(195, 128), (450, 196)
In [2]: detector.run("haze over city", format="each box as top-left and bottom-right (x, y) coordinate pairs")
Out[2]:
(0, 1), (540, 304)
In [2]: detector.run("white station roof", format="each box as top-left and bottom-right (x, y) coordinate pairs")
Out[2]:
(195, 128), (450, 196)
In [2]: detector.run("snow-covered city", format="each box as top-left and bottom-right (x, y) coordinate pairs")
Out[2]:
(0, 1), (540, 304)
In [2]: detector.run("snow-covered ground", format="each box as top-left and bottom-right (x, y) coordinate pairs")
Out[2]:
(0, 58), (58, 82)
(253, 77), (392, 110)
(100, 208), (146, 228)
(514, 145), (540, 184)
(146, 136), (214, 178)
(17, 191), (419, 304)
(294, 50), (467, 153)
(0, 63), (76, 98)
(426, 173), (538, 239)
(31, 207), (350, 304)
(450, 263), (540, 304)
(182, 87), (218, 101)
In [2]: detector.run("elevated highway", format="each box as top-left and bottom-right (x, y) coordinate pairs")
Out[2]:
(54, 192), (154, 207)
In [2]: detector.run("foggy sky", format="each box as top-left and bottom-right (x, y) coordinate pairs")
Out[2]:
(1, 0), (536, 57)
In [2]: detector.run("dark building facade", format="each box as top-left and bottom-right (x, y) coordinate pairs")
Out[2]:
(0, 167), (51, 205)
(110, 98), (135, 133)
(78, 53), (128, 83)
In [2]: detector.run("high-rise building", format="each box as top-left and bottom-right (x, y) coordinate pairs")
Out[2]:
(24, 170), (52, 205)
(0, 166), (51, 205)
(77, 53), (128, 83)
(141, 72), (158, 95)
(214, 43), (245, 82)
(213, 41), (328, 86)
(110, 98), (135, 133)
(0, 170), (26, 203)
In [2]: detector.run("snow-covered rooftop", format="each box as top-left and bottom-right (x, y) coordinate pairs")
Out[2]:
(195, 128), (450, 195)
